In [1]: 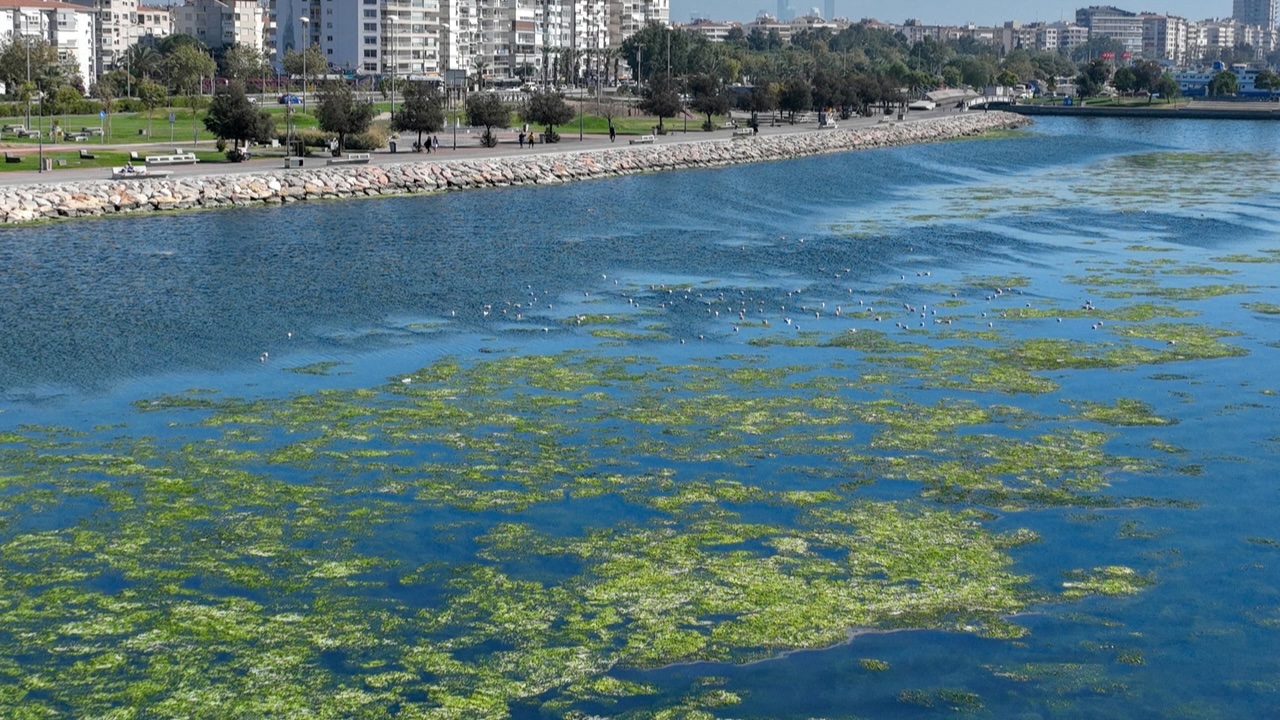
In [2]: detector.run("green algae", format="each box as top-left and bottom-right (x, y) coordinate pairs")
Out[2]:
(860, 658), (891, 672)
(1076, 399), (1176, 427)
(1244, 303), (1280, 315)
(1061, 567), (1154, 600)
(285, 360), (350, 376)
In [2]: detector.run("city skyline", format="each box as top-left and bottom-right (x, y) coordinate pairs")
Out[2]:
(675, 0), (1235, 25)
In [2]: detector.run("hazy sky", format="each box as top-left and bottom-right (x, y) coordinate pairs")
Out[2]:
(673, 0), (1233, 26)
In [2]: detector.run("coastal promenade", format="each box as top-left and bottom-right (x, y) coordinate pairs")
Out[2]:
(0, 110), (1029, 224)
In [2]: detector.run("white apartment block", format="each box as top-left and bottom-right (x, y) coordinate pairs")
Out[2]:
(608, 0), (667, 48)
(1036, 22), (1090, 53)
(175, 0), (265, 52)
(382, 0), (441, 79)
(0, 0), (96, 83)
(439, 0), (476, 78)
(1233, 0), (1276, 28)
(1077, 6), (1143, 58)
(1142, 14), (1188, 65)
(65, 0), (171, 75)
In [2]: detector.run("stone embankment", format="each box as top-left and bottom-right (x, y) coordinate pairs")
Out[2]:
(0, 112), (1029, 224)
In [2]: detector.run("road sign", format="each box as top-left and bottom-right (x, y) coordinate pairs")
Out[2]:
(168, 112), (177, 124)
(99, 110), (105, 119)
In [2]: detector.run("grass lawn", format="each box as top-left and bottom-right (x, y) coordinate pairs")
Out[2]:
(0, 147), (227, 173)
(0, 107), (320, 146)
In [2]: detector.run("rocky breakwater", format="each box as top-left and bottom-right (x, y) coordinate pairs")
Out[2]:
(0, 112), (1028, 225)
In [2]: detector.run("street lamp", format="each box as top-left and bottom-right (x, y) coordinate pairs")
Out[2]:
(300, 16), (309, 115)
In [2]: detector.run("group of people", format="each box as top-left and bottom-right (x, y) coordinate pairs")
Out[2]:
(412, 136), (441, 153)
(517, 131), (537, 149)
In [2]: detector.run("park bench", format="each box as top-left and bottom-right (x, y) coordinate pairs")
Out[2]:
(111, 166), (172, 179)
(818, 121), (838, 130)
(129, 151), (142, 161)
(731, 128), (754, 139)
(143, 153), (197, 165)
(719, 121), (738, 129)
(15, 128), (40, 138)
(4, 152), (20, 163)
(2, 124), (24, 133)
(70, 133), (89, 142)
(283, 157), (305, 168)
(81, 127), (104, 136)
(79, 149), (96, 160)
(326, 153), (372, 166)
(629, 135), (656, 145)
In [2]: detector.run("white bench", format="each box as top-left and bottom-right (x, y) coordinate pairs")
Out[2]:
(719, 121), (738, 129)
(629, 135), (656, 145)
(818, 122), (838, 130)
(111, 166), (172, 179)
(144, 153), (198, 165)
(326, 152), (372, 165)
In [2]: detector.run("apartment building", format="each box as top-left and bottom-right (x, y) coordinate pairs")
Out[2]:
(1233, 0), (1277, 29)
(1036, 21), (1090, 53)
(608, 0), (667, 47)
(439, 0), (476, 79)
(1142, 14), (1188, 65)
(1076, 5), (1143, 57)
(66, 0), (172, 75)
(174, 0), (265, 52)
(0, 0), (96, 82)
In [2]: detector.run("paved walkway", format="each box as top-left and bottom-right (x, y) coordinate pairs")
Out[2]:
(0, 109), (955, 187)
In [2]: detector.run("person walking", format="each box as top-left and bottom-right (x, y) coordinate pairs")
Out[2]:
(432, 135), (439, 151)
(519, 131), (526, 149)
(609, 124), (616, 143)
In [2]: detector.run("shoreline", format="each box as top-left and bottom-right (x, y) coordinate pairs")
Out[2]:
(0, 112), (1030, 226)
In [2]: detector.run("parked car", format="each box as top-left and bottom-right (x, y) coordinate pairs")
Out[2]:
(278, 94), (302, 105)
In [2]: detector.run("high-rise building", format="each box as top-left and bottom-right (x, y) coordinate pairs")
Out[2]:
(1076, 5), (1143, 57)
(174, 0), (266, 52)
(65, 0), (172, 76)
(1233, 0), (1277, 29)
(823, 0), (834, 20)
(1142, 14), (1188, 66)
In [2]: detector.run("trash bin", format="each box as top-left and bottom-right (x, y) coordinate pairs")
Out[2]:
(389, 140), (397, 153)
(41, 158), (53, 172)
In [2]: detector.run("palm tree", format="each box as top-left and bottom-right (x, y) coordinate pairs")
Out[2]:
(471, 58), (489, 91)
(125, 45), (163, 81)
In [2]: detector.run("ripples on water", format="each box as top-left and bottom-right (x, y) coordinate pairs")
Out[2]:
(1, 117), (1279, 717)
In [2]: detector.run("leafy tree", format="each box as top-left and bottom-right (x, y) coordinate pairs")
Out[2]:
(163, 43), (216, 140)
(724, 26), (746, 45)
(995, 70), (1019, 88)
(1154, 73), (1180, 103)
(221, 43), (267, 82)
(1112, 67), (1137, 94)
(638, 73), (682, 133)
(0, 36), (58, 104)
(157, 34), (207, 57)
(466, 93), (510, 147)
(1069, 36), (1125, 63)
(941, 66), (962, 88)
(779, 77), (813, 120)
(315, 81), (374, 153)
(282, 44), (327, 93)
(204, 80), (274, 151)
(47, 84), (83, 117)
(392, 81), (445, 150)
(136, 78), (167, 136)
(1255, 69), (1280, 99)
(687, 73), (730, 130)
(521, 90), (574, 143)
(1131, 60), (1164, 96)
(1208, 69), (1239, 96)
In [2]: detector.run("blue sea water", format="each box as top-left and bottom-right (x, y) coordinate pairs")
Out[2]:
(1, 116), (1279, 717)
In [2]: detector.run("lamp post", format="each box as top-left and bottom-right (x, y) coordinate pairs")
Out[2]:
(24, 30), (31, 131)
(300, 16), (309, 115)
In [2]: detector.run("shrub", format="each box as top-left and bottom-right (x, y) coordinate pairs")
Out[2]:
(481, 129), (498, 147)
(274, 127), (332, 149)
(543, 128), (561, 143)
(215, 137), (227, 152)
(344, 126), (387, 151)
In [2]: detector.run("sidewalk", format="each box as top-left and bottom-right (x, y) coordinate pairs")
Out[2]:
(0, 109), (938, 187)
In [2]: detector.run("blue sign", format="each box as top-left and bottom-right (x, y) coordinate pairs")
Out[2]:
(99, 110), (106, 119)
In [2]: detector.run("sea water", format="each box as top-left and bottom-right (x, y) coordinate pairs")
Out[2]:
(0, 117), (1277, 718)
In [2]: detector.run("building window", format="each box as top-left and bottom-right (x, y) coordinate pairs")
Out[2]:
(364, 62), (377, 71)
(363, 22), (376, 31)
(363, 9), (376, 17)
(364, 36), (376, 44)
(363, 49), (377, 57)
